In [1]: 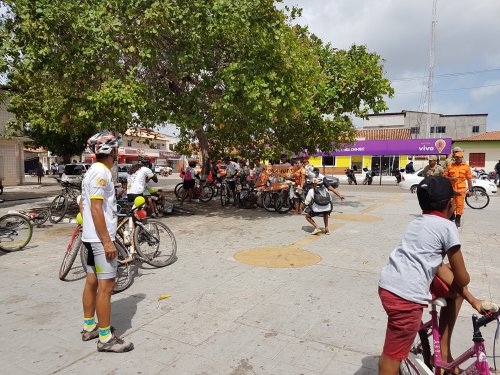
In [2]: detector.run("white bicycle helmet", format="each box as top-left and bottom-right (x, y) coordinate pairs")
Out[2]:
(87, 131), (118, 155)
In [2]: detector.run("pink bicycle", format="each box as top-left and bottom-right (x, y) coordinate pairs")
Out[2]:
(401, 297), (500, 374)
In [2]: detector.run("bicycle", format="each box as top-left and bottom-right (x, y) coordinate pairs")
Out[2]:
(400, 297), (500, 374)
(174, 180), (215, 203)
(17, 207), (50, 226)
(80, 197), (177, 292)
(273, 181), (295, 214)
(49, 178), (81, 223)
(0, 200), (33, 252)
(465, 187), (490, 210)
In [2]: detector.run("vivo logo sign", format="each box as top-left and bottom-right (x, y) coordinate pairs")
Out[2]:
(418, 146), (435, 151)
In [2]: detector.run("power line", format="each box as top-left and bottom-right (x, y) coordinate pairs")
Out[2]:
(397, 82), (500, 95)
(391, 68), (500, 82)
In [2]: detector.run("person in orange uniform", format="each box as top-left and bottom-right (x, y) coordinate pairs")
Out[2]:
(444, 147), (473, 227)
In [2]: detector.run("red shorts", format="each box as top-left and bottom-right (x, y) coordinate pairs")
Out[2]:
(379, 287), (426, 361)
(430, 275), (451, 299)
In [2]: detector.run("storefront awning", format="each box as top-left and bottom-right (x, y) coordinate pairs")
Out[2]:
(330, 138), (452, 156)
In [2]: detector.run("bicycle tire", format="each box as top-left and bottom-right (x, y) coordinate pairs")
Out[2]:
(49, 194), (68, 223)
(465, 188), (489, 209)
(0, 213), (33, 252)
(112, 241), (134, 293)
(399, 326), (432, 375)
(275, 191), (293, 214)
(59, 227), (82, 280)
(174, 183), (184, 200)
(220, 185), (230, 207)
(262, 191), (276, 212)
(237, 188), (255, 209)
(135, 219), (177, 267)
(79, 241), (134, 293)
(33, 209), (49, 226)
(198, 185), (214, 202)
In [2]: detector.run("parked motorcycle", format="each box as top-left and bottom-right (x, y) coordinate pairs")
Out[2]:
(345, 169), (357, 185)
(362, 168), (376, 185)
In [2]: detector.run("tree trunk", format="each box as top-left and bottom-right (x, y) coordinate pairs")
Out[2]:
(195, 128), (211, 180)
(62, 153), (72, 164)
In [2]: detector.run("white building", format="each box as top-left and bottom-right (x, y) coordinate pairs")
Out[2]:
(0, 97), (27, 186)
(364, 110), (487, 140)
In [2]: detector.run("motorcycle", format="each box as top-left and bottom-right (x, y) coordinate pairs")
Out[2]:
(362, 168), (376, 185)
(345, 169), (357, 185)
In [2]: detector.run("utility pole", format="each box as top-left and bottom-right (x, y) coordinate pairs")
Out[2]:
(426, 0), (438, 138)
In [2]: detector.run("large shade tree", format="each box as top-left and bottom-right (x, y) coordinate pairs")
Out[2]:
(0, 0), (393, 169)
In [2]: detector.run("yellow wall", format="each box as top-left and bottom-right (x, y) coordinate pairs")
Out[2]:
(309, 156), (322, 167)
(335, 156), (351, 167)
(363, 155), (371, 168)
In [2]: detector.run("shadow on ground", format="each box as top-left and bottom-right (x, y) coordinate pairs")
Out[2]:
(355, 355), (379, 374)
(112, 293), (146, 334)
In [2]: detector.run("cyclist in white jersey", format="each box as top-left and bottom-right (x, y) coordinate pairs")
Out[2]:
(80, 131), (133, 353)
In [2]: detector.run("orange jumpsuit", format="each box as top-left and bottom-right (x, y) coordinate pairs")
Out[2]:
(444, 162), (472, 215)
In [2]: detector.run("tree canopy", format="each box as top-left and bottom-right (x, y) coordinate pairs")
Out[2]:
(0, 0), (393, 166)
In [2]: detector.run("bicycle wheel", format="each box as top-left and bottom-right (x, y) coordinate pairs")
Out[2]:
(399, 327), (432, 375)
(135, 219), (177, 267)
(33, 209), (49, 226)
(275, 191), (293, 214)
(220, 185), (230, 207)
(237, 188), (254, 209)
(198, 185), (214, 202)
(112, 241), (134, 293)
(59, 227), (82, 280)
(0, 213), (33, 252)
(465, 188), (489, 209)
(174, 183), (184, 200)
(262, 191), (276, 212)
(49, 195), (68, 223)
(79, 241), (134, 293)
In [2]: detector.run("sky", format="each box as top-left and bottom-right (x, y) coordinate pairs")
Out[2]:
(283, 0), (500, 130)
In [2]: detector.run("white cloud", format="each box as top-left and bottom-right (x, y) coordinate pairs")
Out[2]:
(470, 80), (500, 101)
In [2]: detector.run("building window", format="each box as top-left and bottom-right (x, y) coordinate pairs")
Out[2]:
(410, 127), (419, 134)
(322, 156), (335, 166)
(127, 140), (132, 147)
(469, 153), (485, 168)
(430, 127), (435, 134)
(472, 126), (480, 133)
(169, 144), (175, 151)
(435, 126), (446, 133)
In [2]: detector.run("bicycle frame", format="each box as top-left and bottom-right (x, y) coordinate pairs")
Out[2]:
(425, 303), (492, 374)
(66, 225), (81, 254)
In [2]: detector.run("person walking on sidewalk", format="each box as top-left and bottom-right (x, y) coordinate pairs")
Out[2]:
(444, 147), (472, 228)
(303, 178), (332, 235)
(80, 131), (134, 353)
(36, 162), (44, 185)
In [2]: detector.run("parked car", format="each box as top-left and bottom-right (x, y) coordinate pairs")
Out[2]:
(118, 163), (132, 182)
(400, 168), (497, 195)
(154, 165), (172, 176)
(61, 163), (91, 182)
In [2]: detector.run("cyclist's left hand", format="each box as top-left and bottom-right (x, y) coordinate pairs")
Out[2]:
(466, 191), (473, 197)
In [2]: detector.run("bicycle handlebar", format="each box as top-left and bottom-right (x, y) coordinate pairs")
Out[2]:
(475, 310), (500, 329)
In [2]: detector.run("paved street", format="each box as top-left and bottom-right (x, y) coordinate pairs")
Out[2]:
(1, 187), (499, 374)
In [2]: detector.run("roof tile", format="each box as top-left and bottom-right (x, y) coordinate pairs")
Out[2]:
(356, 128), (411, 140)
(457, 131), (500, 142)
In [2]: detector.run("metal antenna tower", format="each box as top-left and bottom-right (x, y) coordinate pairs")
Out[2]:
(426, 0), (438, 138)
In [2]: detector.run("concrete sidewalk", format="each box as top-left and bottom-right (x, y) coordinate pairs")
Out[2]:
(0, 190), (499, 374)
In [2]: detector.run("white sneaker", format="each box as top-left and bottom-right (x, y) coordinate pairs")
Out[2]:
(311, 228), (322, 235)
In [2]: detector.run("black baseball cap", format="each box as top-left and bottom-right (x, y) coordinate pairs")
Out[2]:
(417, 176), (459, 204)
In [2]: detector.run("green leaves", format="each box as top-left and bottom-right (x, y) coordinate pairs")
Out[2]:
(0, 0), (393, 163)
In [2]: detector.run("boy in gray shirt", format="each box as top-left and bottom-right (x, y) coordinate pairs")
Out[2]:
(378, 176), (498, 374)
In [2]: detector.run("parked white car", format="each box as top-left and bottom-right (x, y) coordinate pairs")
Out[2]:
(61, 163), (91, 183)
(400, 169), (497, 195)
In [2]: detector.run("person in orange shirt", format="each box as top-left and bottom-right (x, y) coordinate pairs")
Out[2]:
(444, 147), (473, 227)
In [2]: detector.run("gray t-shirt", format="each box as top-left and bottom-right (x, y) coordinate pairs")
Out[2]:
(379, 214), (460, 305)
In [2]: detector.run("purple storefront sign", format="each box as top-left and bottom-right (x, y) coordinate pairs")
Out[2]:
(330, 138), (452, 156)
